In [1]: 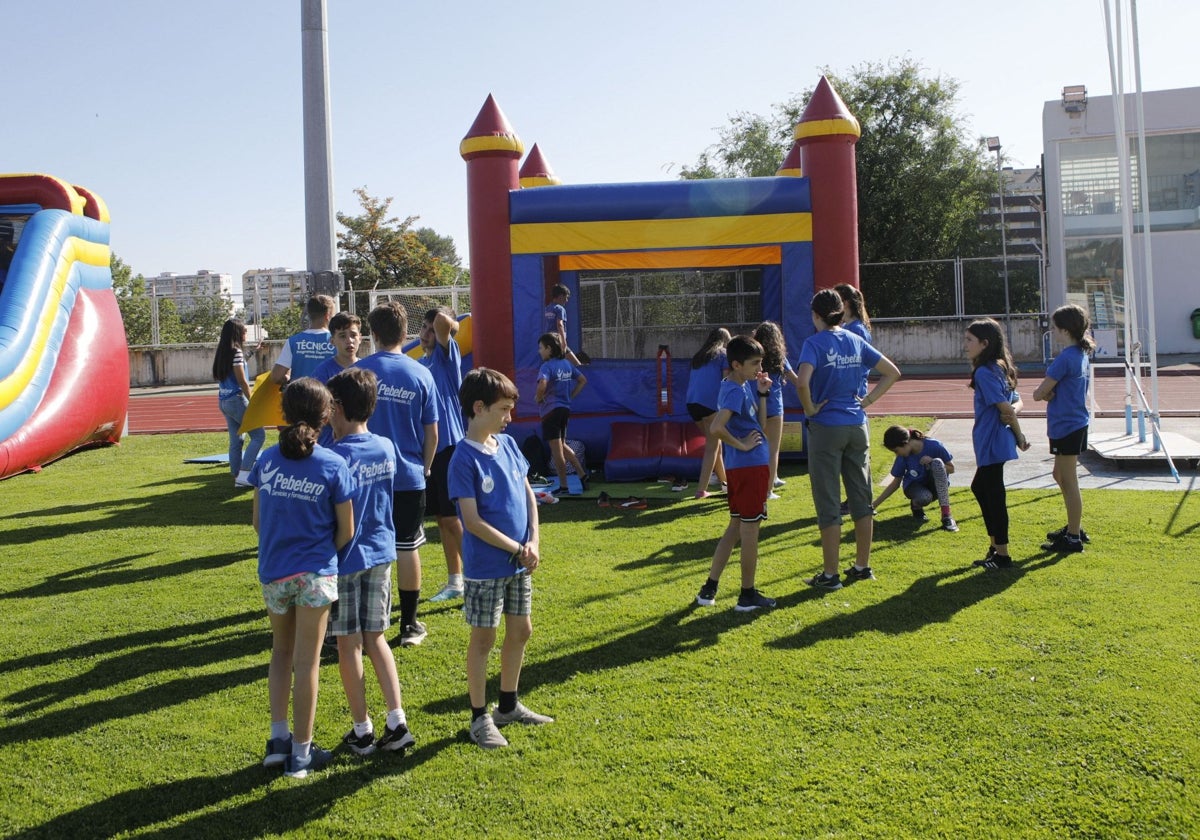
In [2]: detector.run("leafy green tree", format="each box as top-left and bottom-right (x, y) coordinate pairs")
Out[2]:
(680, 58), (1000, 316)
(260, 303), (305, 342)
(337, 188), (448, 293)
(110, 254), (184, 344)
(177, 293), (235, 343)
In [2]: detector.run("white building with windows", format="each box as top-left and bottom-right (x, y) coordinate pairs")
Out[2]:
(241, 267), (312, 322)
(148, 270), (236, 315)
(1043, 84), (1200, 353)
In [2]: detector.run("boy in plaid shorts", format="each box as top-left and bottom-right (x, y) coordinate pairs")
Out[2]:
(327, 368), (416, 756)
(448, 368), (554, 750)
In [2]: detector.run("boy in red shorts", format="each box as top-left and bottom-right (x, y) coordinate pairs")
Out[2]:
(694, 335), (776, 612)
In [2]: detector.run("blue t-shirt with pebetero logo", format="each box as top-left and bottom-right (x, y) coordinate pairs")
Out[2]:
(278, 329), (334, 380)
(1045, 344), (1090, 439)
(799, 328), (882, 426)
(249, 445), (355, 584)
(972, 362), (1020, 467)
(419, 337), (465, 450)
(448, 435), (531, 580)
(685, 352), (728, 410)
(889, 438), (953, 490)
(355, 351), (439, 491)
(330, 433), (397, 575)
(717, 378), (769, 469)
(543, 303), (567, 336)
(537, 358), (581, 416)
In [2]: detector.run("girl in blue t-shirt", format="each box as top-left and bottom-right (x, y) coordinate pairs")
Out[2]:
(871, 426), (959, 532)
(1033, 304), (1095, 553)
(965, 318), (1031, 571)
(798, 289), (901, 590)
(212, 318), (266, 488)
(753, 321), (799, 499)
(686, 328), (731, 499)
(535, 333), (588, 495)
(250, 377), (355, 778)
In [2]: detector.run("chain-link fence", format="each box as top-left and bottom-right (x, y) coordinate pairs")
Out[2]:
(577, 268), (763, 361)
(861, 255), (1044, 321)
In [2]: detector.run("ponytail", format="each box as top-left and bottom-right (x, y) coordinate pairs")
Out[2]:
(278, 377), (332, 460)
(279, 422), (319, 460)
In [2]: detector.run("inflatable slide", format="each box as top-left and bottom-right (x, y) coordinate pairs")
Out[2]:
(0, 174), (128, 480)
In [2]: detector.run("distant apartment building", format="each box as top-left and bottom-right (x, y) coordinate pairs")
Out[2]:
(241, 267), (312, 321)
(983, 166), (1046, 258)
(148, 270), (236, 315)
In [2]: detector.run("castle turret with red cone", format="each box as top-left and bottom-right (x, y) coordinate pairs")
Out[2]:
(518, 143), (561, 188)
(791, 75), (861, 291)
(460, 95), (523, 378)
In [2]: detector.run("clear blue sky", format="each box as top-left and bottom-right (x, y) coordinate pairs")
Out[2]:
(7, 0), (1198, 280)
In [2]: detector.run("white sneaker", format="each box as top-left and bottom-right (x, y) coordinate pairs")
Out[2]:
(709, 474), (722, 487)
(428, 585), (463, 603)
(234, 470), (254, 488)
(767, 492), (781, 500)
(773, 477), (786, 487)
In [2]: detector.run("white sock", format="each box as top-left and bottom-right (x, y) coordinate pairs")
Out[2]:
(270, 720), (290, 740)
(854, 565), (868, 572)
(447, 574), (463, 589)
(386, 708), (407, 730)
(353, 719), (373, 738)
(292, 739), (312, 760)
(236, 469), (251, 482)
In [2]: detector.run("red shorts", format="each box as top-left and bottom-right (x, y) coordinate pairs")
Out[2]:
(726, 464), (769, 522)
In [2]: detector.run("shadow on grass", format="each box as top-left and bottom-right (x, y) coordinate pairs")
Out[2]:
(0, 548), (258, 600)
(767, 555), (1064, 650)
(5, 625), (269, 715)
(420, 603), (760, 715)
(0, 478), (254, 547)
(9, 736), (458, 840)
(613, 515), (821, 571)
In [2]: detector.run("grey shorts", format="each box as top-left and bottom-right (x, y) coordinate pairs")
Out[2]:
(330, 563), (393, 636)
(806, 420), (872, 526)
(463, 573), (532, 628)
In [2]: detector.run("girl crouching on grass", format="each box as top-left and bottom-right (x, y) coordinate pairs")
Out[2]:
(251, 377), (355, 778)
(872, 426), (958, 532)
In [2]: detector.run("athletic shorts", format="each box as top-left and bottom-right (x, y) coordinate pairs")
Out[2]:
(424, 445), (457, 519)
(463, 573), (532, 628)
(726, 464), (770, 522)
(262, 571), (338, 615)
(330, 563), (392, 636)
(540, 407), (570, 441)
(687, 402), (716, 423)
(1050, 425), (1088, 457)
(393, 489), (427, 552)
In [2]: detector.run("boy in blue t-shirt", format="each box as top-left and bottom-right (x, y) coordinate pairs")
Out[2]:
(694, 335), (776, 613)
(356, 302), (439, 648)
(542, 283), (586, 367)
(448, 368), (553, 750)
(535, 333), (588, 496)
(311, 312), (362, 385)
(270, 295), (336, 385)
(326, 367), (416, 756)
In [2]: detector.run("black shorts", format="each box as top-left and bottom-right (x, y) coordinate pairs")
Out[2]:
(393, 489), (427, 552)
(541, 407), (570, 441)
(424, 445), (457, 519)
(1049, 426), (1088, 457)
(687, 402), (716, 423)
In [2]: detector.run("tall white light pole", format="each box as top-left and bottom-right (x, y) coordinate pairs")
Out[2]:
(986, 137), (1009, 318)
(301, 0), (337, 288)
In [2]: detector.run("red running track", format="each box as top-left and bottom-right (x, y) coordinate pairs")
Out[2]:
(128, 372), (1197, 435)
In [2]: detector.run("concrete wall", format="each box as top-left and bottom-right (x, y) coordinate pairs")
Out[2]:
(128, 319), (1047, 387)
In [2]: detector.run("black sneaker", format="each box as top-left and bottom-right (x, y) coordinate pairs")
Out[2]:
(399, 621), (427, 647)
(971, 546), (997, 568)
(941, 515), (959, 532)
(807, 572), (843, 591)
(579, 471), (592, 491)
(377, 722), (415, 752)
(980, 554), (1014, 570)
(843, 565), (875, 581)
(1041, 533), (1085, 553)
(552, 485), (569, 497)
(910, 501), (929, 523)
(1046, 525), (1090, 544)
(342, 728), (376, 756)
(696, 580), (718, 607)
(734, 589), (776, 612)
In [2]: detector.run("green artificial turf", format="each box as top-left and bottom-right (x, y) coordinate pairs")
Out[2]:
(0, 421), (1196, 839)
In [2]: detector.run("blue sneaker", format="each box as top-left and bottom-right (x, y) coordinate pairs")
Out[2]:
(284, 745), (332, 778)
(428, 584), (463, 603)
(263, 735), (292, 768)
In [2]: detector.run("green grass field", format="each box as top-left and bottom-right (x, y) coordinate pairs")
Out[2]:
(1, 422), (1196, 839)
